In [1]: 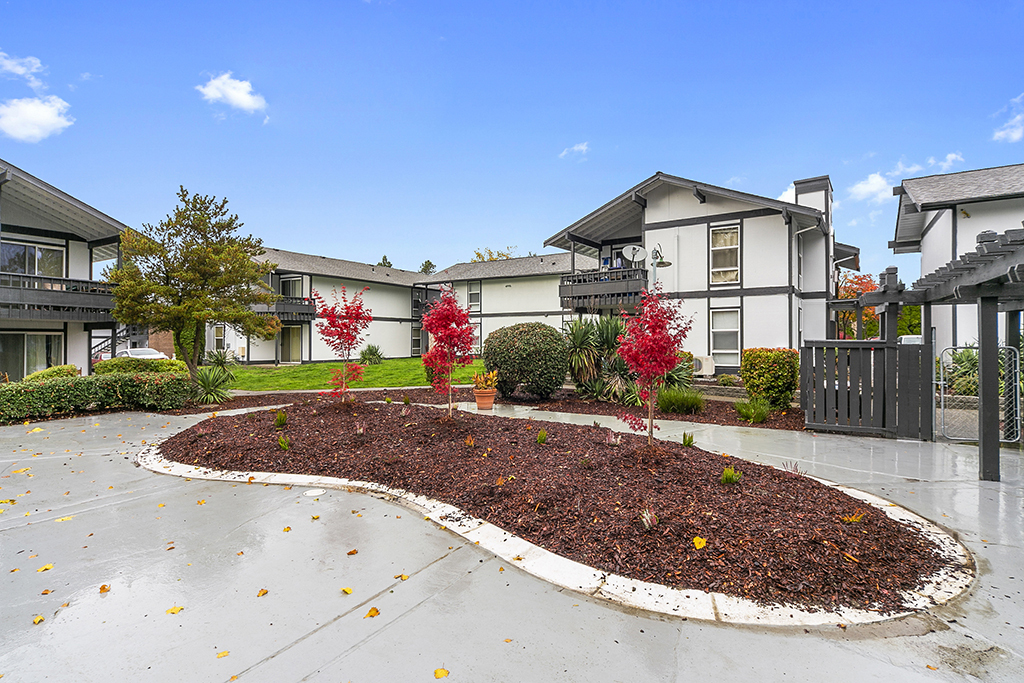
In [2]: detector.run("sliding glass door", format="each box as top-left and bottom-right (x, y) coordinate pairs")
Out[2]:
(0, 332), (63, 380)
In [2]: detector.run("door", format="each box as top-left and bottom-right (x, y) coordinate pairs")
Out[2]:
(280, 327), (301, 363)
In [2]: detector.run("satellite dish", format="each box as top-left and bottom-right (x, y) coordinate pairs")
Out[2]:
(621, 244), (648, 263)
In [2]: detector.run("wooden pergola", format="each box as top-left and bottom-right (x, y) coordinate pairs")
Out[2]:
(860, 227), (1024, 481)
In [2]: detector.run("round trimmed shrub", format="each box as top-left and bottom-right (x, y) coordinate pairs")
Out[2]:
(482, 323), (569, 399)
(93, 357), (188, 375)
(739, 347), (799, 409)
(22, 364), (79, 382)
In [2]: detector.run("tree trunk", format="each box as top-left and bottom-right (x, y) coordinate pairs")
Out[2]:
(189, 319), (204, 381)
(647, 391), (654, 446)
(175, 328), (199, 381)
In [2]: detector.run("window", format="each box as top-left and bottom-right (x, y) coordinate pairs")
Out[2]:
(279, 278), (301, 298)
(0, 332), (62, 381)
(1, 241), (65, 282)
(468, 281), (481, 313)
(214, 325), (225, 351)
(473, 322), (483, 353)
(711, 309), (740, 366)
(710, 226), (739, 284)
(412, 323), (422, 356)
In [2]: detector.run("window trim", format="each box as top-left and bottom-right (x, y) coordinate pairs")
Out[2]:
(710, 308), (741, 366)
(0, 239), (66, 278)
(709, 225), (740, 286)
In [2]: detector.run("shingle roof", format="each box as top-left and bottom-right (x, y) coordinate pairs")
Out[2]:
(258, 247), (424, 287)
(418, 252), (597, 284)
(902, 163), (1024, 208)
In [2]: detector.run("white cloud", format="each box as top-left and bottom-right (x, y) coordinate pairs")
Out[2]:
(869, 209), (883, 223)
(725, 175), (746, 187)
(847, 219), (859, 227)
(848, 172), (892, 204)
(0, 96), (74, 143)
(559, 142), (588, 159)
(993, 93), (1024, 143)
(776, 183), (795, 203)
(931, 152), (964, 171)
(0, 50), (46, 93)
(889, 160), (923, 176)
(196, 72), (267, 113)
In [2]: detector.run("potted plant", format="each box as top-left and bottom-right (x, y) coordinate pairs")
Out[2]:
(472, 370), (499, 410)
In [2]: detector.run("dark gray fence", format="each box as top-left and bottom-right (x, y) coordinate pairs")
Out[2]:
(801, 339), (931, 440)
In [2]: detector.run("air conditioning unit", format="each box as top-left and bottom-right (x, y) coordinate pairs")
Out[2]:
(693, 355), (716, 377)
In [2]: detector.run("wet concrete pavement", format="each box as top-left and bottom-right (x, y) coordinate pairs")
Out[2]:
(1, 406), (1023, 682)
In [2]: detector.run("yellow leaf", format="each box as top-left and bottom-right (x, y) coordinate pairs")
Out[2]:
(166, 606), (184, 615)
(311, 515), (320, 520)
(357, 514), (362, 517)
(216, 651), (229, 659)
(9, 568), (19, 573)
(99, 584), (110, 594)
(37, 564), (53, 572)
(341, 587), (352, 594)
(197, 500), (206, 506)
(41, 589), (52, 595)
(499, 567), (504, 572)
(512, 555), (523, 561)
(157, 504), (165, 508)
(247, 476), (254, 485)
(28, 428), (43, 433)
(927, 665), (938, 670)
(54, 516), (74, 522)
(60, 602), (69, 608)
(32, 615), (44, 625)
(257, 589), (268, 597)
(693, 536), (707, 550)
(11, 468), (29, 474)
(284, 486), (292, 490)
(237, 551), (244, 556)
(347, 549), (358, 556)
(504, 638), (513, 643)
(434, 668), (449, 679)
(364, 607), (379, 618)
(394, 574), (408, 581)
(282, 526), (291, 532)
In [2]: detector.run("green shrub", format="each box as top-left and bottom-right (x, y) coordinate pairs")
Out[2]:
(658, 386), (705, 414)
(93, 357), (188, 375)
(735, 398), (771, 424)
(663, 353), (694, 390)
(204, 349), (239, 379)
(717, 373), (739, 387)
(482, 323), (569, 399)
(721, 466), (743, 484)
(0, 373), (191, 423)
(192, 366), (233, 404)
(563, 318), (599, 384)
(739, 348), (799, 409)
(359, 344), (384, 365)
(22, 364), (79, 382)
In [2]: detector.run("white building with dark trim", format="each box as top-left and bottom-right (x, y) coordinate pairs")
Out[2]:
(545, 172), (859, 373)
(890, 163), (1024, 351)
(0, 159), (124, 380)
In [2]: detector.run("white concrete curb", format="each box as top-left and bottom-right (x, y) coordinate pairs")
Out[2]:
(136, 428), (974, 626)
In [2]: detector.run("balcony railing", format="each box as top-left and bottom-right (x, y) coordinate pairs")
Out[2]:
(0, 273), (116, 321)
(254, 296), (316, 322)
(559, 268), (648, 311)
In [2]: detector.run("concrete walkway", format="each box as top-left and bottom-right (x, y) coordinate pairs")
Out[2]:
(1, 405), (1022, 682)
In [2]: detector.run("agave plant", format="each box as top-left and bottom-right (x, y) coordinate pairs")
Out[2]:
(563, 318), (599, 384)
(192, 366), (233, 404)
(204, 349), (239, 380)
(595, 315), (626, 362)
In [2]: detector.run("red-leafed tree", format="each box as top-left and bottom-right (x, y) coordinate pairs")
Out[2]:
(421, 286), (475, 417)
(837, 273), (878, 339)
(617, 283), (692, 446)
(312, 286), (373, 400)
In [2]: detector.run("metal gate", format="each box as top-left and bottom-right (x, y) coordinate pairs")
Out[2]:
(938, 346), (1021, 442)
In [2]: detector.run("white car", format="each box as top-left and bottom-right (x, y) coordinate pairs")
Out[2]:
(115, 348), (170, 360)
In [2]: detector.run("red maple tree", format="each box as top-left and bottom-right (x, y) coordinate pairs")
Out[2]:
(312, 286), (373, 399)
(617, 283), (692, 445)
(837, 272), (878, 339)
(421, 286), (475, 417)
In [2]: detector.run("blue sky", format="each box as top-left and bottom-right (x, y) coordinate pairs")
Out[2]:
(1, 0), (1022, 280)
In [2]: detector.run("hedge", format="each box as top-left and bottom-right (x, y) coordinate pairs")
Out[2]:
(93, 357), (188, 375)
(22, 364), (80, 382)
(739, 347), (799, 409)
(482, 322), (569, 399)
(0, 373), (192, 423)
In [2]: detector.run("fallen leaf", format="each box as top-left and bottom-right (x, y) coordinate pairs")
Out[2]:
(60, 602), (69, 608)
(311, 515), (320, 520)
(693, 536), (707, 550)
(364, 607), (380, 618)
(11, 468), (29, 474)
(54, 516), (74, 522)
(282, 526), (291, 532)
(394, 574), (409, 581)
(357, 514), (362, 517)
(32, 615), (44, 625)
(216, 651), (229, 659)
(197, 500), (206, 506)
(237, 551), (244, 556)
(499, 567), (504, 572)
(99, 584), (110, 594)
(41, 589), (52, 595)
(10, 568), (19, 573)
(247, 476), (255, 485)
(347, 549), (358, 556)
(434, 668), (449, 679)
(157, 504), (165, 508)
(166, 606), (184, 615)
(341, 587), (352, 594)
(28, 428), (43, 433)
(37, 564), (53, 573)
(927, 665), (938, 670)
(166, 546), (175, 551)
(505, 638), (514, 642)
(257, 589), (268, 597)
(512, 555), (523, 561)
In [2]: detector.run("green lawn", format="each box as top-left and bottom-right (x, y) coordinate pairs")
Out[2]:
(231, 357), (485, 391)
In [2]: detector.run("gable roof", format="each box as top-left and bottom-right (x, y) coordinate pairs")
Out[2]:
(417, 252), (597, 285)
(891, 163), (1024, 253)
(544, 171), (824, 255)
(259, 247), (424, 287)
(0, 157), (127, 252)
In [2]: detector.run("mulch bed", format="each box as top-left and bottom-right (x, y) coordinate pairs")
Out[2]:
(159, 395), (947, 613)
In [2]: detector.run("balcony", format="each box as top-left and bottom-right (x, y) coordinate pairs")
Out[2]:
(253, 296), (316, 322)
(559, 268), (648, 311)
(0, 274), (116, 322)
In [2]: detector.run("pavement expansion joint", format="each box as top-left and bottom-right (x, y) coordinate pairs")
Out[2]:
(134, 411), (976, 627)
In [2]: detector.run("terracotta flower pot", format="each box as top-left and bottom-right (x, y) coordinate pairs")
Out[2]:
(473, 388), (497, 410)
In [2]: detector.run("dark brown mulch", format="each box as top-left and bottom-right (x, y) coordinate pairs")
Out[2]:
(159, 395), (947, 613)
